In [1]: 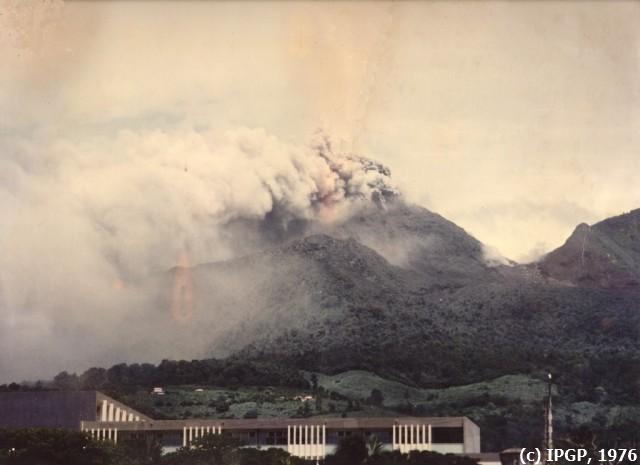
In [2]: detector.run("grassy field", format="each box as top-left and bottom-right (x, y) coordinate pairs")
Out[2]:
(312, 371), (549, 407)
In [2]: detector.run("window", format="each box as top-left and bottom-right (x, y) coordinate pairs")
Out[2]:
(431, 427), (463, 444)
(266, 431), (287, 445)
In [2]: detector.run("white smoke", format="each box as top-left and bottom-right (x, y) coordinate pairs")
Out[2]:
(0, 125), (397, 382)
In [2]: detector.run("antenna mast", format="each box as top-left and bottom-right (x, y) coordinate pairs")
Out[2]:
(544, 373), (553, 452)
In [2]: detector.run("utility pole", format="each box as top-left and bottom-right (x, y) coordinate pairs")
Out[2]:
(544, 373), (553, 452)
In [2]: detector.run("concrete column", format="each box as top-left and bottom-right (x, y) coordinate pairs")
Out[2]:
(392, 424), (396, 449)
(183, 427), (187, 447)
(217, 425), (221, 434)
(114, 429), (118, 444)
(114, 407), (120, 422)
(288, 425), (291, 446)
(107, 403), (114, 422)
(410, 424), (414, 445)
(322, 424), (326, 458)
(128, 412), (134, 422)
(101, 400), (108, 422)
(189, 426), (193, 443)
(428, 425), (432, 451)
(135, 416), (140, 421)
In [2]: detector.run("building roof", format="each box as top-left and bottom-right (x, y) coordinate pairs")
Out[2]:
(0, 391), (150, 429)
(83, 416), (474, 432)
(0, 391), (99, 430)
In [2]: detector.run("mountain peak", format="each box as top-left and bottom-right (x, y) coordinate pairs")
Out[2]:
(539, 209), (640, 288)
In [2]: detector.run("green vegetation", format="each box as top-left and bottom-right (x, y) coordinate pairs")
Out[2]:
(4, 428), (639, 465)
(0, 428), (159, 465)
(120, 385), (332, 420)
(49, 358), (307, 392)
(9, 364), (640, 452)
(0, 429), (482, 465)
(325, 435), (481, 465)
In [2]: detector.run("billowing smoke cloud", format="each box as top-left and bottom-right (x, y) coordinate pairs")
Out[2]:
(0, 125), (397, 382)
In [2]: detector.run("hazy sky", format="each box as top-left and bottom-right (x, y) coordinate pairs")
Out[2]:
(1, 0), (638, 261)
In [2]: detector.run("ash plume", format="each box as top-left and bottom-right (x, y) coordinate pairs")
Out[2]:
(0, 126), (398, 382)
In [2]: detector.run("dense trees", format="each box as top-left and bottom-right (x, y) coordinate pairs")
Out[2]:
(325, 436), (481, 465)
(0, 358), (308, 395)
(162, 435), (309, 465)
(368, 389), (385, 406)
(0, 428), (119, 465)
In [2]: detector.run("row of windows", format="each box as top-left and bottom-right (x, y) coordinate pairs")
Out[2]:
(119, 427), (463, 445)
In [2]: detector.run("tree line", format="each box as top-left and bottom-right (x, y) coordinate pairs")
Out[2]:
(1, 358), (308, 395)
(0, 429), (481, 465)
